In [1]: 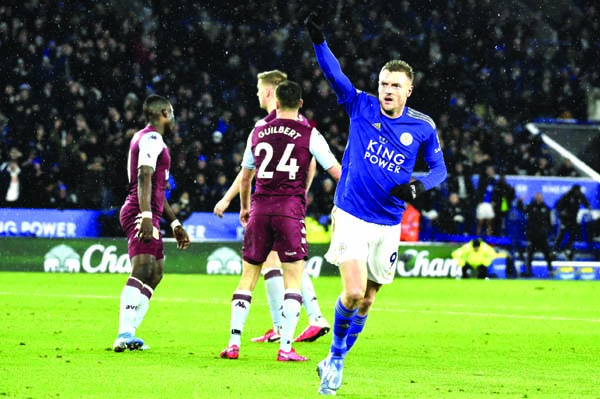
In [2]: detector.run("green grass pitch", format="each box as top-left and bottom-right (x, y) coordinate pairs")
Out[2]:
(1, 272), (598, 399)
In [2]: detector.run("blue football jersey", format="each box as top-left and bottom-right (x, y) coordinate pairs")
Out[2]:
(315, 42), (447, 225)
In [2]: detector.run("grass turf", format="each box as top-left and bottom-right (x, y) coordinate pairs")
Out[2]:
(1, 272), (598, 399)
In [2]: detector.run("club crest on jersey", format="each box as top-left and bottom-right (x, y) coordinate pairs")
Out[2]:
(372, 122), (381, 131)
(400, 132), (413, 146)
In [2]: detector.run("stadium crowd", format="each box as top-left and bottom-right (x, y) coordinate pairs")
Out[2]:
(0, 0), (598, 235)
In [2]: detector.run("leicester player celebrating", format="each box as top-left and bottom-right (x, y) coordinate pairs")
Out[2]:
(305, 8), (447, 395)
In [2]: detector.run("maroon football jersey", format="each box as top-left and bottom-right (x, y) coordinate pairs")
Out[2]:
(262, 109), (312, 127)
(121, 125), (171, 227)
(249, 118), (314, 220)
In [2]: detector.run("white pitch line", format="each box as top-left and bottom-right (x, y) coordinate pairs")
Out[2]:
(379, 307), (600, 323)
(1, 291), (599, 323)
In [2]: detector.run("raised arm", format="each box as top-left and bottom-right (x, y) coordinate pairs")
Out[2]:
(305, 11), (355, 103)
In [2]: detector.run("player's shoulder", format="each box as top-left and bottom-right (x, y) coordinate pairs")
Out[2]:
(139, 129), (165, 147)
(359, 91), (386, 116)
(255, 110), (276, 127)
(297, 113), (312, 128)
(405, 107), (436, 130)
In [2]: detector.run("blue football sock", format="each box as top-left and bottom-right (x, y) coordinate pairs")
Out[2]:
(331, 297), (357, 358)
(346, 313), (368, 352)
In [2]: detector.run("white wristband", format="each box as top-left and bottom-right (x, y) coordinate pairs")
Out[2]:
(140, 211), (153, 219)
(171, 220), (182, 229)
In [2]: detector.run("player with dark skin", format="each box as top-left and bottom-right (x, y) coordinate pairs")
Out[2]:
(113, 94), (190, 352)
(135, 97), (189, 287)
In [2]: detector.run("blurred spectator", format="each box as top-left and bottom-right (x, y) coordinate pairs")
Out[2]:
(437, 192), (467, 235)
(314, 177), (336, 226)
(162, 190), (193, 236)
(491, 175), (516, 236)
(306, 191), (319, 221)
(305, 214), (331, 244)
(524, 193), (554, 277)
(189, 172), (212, 212)
(413, 186), (442, 241)
(475, 165), (497, 237)
(552, 184), (592, 260)
(495, 132), (521, 176)
(0, 0), (597, 223)
(190, 154), (210, 184)
(531, 156), (553, 177)
(209, 173), (230, 209)
(78, 157), (107, 210)
(0, 159), (23, 207)
(445, 162), (476, 233)
(20, 158), (49, 208)
(451, 238), (499, 279)
(470, 149), (494, 178)
(49, 183), (78, 210)
(170, 152), (191, 195)
(555, 158), (580, 177)
(504, 199), (527, 278)
(400, 203), (421, 242)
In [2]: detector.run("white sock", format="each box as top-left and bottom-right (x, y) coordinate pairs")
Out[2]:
(134, 284), (153, 331)
(263, 268), (284, 332)
(280, 289), (302, 352)
(229, 290), (252, 347)
(301, 270), (324, 324)
(118, 277), (143, 336)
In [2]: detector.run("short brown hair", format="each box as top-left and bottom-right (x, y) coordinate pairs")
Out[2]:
(257, 70), (288, 87)
(381, 60), (414, 82)
(275, 81), (302, 110)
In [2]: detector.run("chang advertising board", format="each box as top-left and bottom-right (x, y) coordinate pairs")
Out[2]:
(396, 248), (462, 278)
(3, 238), (598, 279)
(44, 243), (131, 273)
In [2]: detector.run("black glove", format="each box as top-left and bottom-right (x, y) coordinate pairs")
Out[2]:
(304, 11), (325, 45)
(390, 180), (426, 202)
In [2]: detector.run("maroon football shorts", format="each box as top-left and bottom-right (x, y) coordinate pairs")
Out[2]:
(120, 205), (165, 262)
(242, 214), (307, 265)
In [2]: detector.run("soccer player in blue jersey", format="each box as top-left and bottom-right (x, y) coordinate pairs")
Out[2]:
(305, 11), (447, 395)
(219, 81), (342, 361)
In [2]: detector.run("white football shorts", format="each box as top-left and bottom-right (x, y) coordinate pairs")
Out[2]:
(476, 202), (495, 219)
(325, 206), (401, 285)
